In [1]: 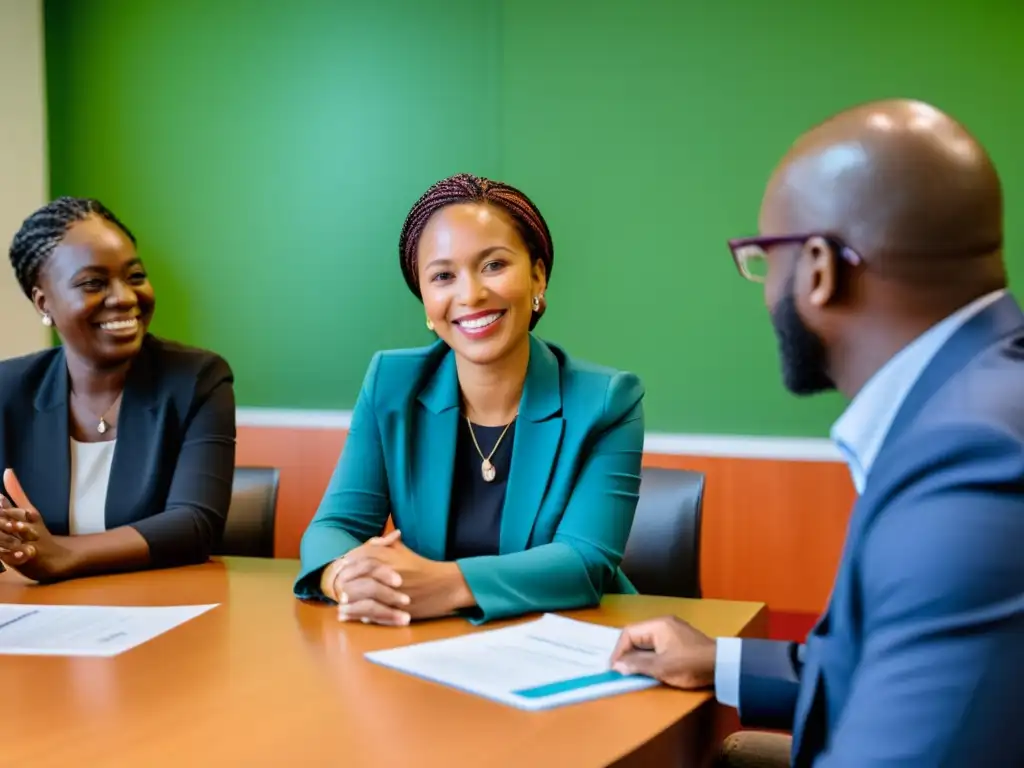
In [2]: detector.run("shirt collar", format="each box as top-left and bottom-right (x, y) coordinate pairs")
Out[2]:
(830, 289), (1007, 493)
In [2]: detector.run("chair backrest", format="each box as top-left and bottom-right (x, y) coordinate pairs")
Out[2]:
(620, 467), (705, 598)
(217, 466), (280, 558)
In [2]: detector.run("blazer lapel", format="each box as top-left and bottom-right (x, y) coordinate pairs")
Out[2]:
(413, 346), (460, 561)
(104, 339), (161, 530)
(29, 350), (71, 536)
(879, 293), (1023, 458)
(500, 335), (564, 554)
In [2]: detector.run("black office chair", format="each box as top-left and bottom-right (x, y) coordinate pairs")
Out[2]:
(216, 466), (280, 558)
(620, 467), (705, 598)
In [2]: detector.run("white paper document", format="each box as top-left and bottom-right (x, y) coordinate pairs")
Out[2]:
(0, 603), (218, 657)
(365, 613), (659, 711)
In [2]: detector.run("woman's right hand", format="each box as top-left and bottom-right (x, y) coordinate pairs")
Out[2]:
(321, 530), (411, 626)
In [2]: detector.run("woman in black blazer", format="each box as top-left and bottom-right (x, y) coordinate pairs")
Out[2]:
(0, 197), (236, 582)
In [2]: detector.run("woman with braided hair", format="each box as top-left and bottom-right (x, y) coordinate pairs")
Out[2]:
(0, 197), (236, 582)
(295, 173), (646, 625)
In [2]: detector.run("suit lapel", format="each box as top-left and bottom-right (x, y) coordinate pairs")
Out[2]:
(841, 294), (1023, 548)
(500, 336), (564, 554)
(414, 345), (460, 561)
(104, 339), (160, 530)
(878, 293), (1023, 459)
(29, 350), (71, 536)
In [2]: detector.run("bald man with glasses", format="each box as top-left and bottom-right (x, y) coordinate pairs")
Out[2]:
(612, 99), (1024, 767)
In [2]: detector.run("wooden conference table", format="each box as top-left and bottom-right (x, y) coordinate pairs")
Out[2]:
(0, 557), (766, 768)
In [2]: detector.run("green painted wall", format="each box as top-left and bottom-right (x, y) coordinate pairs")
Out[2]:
(44, 0), (1023, 436)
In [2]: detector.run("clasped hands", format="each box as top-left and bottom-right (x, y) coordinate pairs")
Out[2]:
(0, 468), (74, 582)
(320, 530), (471, 626)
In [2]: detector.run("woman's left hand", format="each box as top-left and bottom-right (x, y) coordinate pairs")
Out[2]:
(0, 469), (75, 583)
(0, 510), (36, 571)
(336, 531), (471, 624)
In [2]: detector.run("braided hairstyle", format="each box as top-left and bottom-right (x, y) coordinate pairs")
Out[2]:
(8, 196), (136, 299)
(398, 173), (553, 328)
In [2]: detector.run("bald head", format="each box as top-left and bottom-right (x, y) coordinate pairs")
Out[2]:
(761, 99), (1003, 280)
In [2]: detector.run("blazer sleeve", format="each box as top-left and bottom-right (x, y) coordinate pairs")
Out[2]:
(736, 639), (805, 730)
(815, 424), (1024, 767)
(456, 372), (645, 623)
(294, 353), (390, 598)
(130, 355), (236, 566)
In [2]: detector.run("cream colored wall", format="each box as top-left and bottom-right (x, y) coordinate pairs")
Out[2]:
(0, 0), (49, 359)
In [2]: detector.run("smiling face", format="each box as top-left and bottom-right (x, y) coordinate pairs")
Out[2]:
(416, 202), (546, 367)
(33, 215), (155, 368)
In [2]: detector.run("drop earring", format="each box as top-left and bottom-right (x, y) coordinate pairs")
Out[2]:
(425, 318), (434, 331)
(41, 314), (53, 327)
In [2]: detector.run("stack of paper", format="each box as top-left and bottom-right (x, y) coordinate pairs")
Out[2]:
(365, 613), (659, 710)
(0, 603), (218, 657)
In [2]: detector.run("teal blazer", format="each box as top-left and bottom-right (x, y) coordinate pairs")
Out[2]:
(294, 334), (644, 623)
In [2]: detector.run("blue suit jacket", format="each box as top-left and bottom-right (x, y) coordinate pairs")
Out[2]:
(739, 294), (1024, 766)
(294, 335), (645, 623)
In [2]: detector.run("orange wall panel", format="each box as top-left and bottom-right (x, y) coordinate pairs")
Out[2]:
(236, 426), (346, 559)
(644, 453), (855, 613)
(236, 425), (855, 614)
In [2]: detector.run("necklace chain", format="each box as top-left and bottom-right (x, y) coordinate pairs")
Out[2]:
(72, 389), (124, 435)
(465, 414), (516, 483)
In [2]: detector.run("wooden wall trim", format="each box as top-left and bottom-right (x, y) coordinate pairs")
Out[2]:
(237, 407), (845, 462)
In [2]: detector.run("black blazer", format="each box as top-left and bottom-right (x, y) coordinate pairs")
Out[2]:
(0, 334), (236, 567)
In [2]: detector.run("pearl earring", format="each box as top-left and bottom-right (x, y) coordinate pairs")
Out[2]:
(425, 318), (434, 331)
(41, 314), (53, 327)
(532, 295), (542, 311)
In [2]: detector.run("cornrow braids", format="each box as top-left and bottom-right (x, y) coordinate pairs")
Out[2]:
(8, 196), (136, 299)
(398, 173), (554, 326)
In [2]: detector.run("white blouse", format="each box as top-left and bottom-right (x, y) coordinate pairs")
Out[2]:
(68, 438), (116, 535)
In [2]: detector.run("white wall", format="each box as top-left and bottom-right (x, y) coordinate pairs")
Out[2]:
(0, 0), (49, 358)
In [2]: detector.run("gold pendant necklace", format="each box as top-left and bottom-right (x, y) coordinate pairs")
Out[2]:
(74, 390), (124, 435)
(466, 414), (516, 483)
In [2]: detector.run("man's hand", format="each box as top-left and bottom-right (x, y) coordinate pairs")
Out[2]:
(609, 616), (717, 689)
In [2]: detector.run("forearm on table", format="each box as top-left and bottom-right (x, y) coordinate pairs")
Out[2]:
(60, 525), (151, 579)
(441, 561), (475, 612)
(455, 544), (602, 623)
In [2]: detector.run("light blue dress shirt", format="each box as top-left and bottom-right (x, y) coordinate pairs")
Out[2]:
(713, 289), (1007, 709)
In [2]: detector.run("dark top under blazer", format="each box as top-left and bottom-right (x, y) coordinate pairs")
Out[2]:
(446, 419), (514, 560)
(0, 334), (237, 567)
